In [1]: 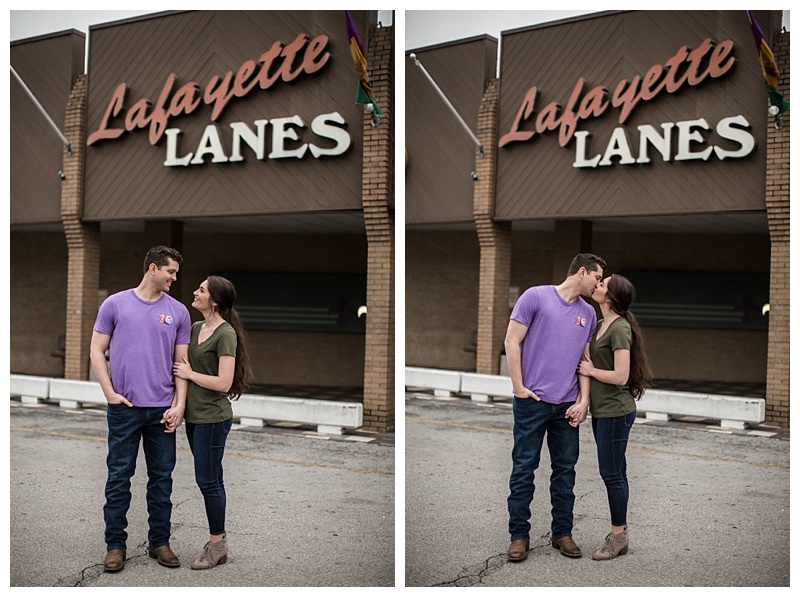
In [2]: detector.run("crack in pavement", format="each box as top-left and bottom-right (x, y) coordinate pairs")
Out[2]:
(432, 553), (506, 587)
(60, 545), (152, 587)
(431, 489), (596, 586)
(59, 562), (105, 587)
(433, 539), (552, 587)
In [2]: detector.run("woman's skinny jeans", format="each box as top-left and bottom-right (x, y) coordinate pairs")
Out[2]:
(186, 418), (233, 535)
(591, 410), (636, 527)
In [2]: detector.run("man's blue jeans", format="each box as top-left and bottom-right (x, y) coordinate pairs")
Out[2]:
(104, 404), (176, 551)
(591, 410), (636, 527)
(186, 418), (233, 536)
(508, 398), (580, 541)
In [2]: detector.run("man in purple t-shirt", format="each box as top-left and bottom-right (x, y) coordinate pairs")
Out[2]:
(90, 246), (191, 573)
(505, 253), (606, 563)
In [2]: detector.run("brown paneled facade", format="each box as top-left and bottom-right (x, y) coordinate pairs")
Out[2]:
(406, 36), (497, 224)
(10, 10), (395, 432)
(11, 31), (85, 224)
(496, 11), (775, 220)
(83, 11), (369, 220)
(406, 10), (789, 427)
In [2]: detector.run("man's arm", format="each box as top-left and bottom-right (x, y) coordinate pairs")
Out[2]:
(162, 343), (188, 433)
(172, 344), (189, 408)
(504, 320), (538, 400)
(566, 343), (592, 427)
(89, 331), (132, 407)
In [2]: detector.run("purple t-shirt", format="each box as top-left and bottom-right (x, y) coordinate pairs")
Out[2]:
(94, 289), (191, 407)
(510, 285), (596, 404)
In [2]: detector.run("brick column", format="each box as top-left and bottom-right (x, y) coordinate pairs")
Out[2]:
(361, 25), (394, 432)
(61, 74), (101, 380)
(765, 31), (790, 427)
(473, 79), (511, 375)
(551, 220), (593, 282)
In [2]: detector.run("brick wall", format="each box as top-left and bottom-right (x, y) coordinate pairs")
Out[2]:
(9, 231), (68, 376)
(405, 230), (480, 370)
(473, 79), (512, 375)
(765, 31), (790, 426)
(62, 74), (101, 381)
(361, 25), (395, 432)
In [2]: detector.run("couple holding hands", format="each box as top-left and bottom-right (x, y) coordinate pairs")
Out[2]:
(506, 253), (653, 563)
(90, 246), (250, 573)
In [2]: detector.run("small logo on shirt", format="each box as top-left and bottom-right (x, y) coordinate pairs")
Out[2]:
(157, 314), (174, 325)
(574, 316), (587, 327)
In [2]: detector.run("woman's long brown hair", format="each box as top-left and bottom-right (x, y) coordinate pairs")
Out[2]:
(606, 274), (653, 399)
(206, 275), (252, 400)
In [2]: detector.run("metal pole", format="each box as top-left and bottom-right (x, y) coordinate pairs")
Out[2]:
(409, 53), (485, 157)
(10, 65), (73, 154)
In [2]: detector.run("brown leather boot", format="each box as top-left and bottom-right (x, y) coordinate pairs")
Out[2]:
(507, 538), (530, 562)
(104, 549), (126, 572)
(148, 544), (180, 567)
(592, 528), (629, 560)
(552, 535), (582, 558)
(191, 535), (228, 570)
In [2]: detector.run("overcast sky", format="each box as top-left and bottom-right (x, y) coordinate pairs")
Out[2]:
(9, 10), (395, 42)
(406, 9), (790, 50)
(12, 10), (789, 45)
(10, 10), (159, 41)
(406, 10), (604, 49)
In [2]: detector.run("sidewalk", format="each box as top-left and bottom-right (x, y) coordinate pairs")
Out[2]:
(10, 400), (394, 587)
(405, 391), (789, 587)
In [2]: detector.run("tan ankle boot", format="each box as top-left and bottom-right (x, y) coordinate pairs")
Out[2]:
(592, 528), (628, 560)
(191, 535), (228, 570)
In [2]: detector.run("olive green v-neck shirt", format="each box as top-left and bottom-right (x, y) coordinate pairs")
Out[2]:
(184, 321), (237, 424)
(589, 317), (636, 419)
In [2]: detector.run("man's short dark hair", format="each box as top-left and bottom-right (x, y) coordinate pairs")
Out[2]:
(567, 253), (607, 276)
(143, 246), (183, 273)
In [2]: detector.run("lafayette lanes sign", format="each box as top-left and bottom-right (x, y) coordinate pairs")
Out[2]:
(499, 38), (757, 168)
(87, 32), (353, 166)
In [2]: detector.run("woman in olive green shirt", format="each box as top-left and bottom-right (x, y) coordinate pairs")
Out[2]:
(578, 274), (652, 561)
(173, 276), (251, 570)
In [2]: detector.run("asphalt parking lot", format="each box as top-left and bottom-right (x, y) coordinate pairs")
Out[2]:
(405, 392), (789, 587)
(10, 400), (394, 587)
(7, 393), (791, 588)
